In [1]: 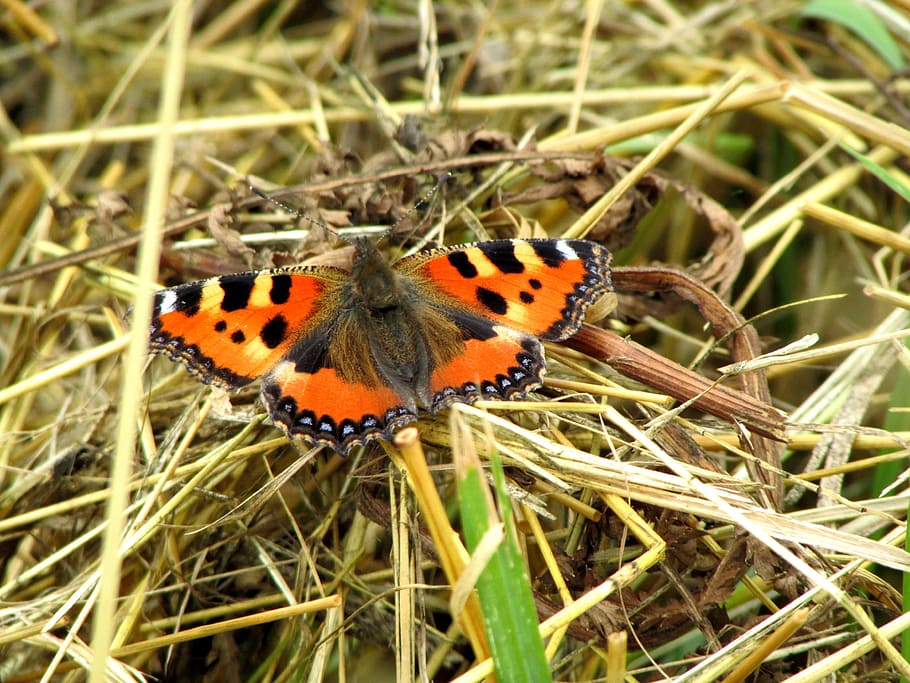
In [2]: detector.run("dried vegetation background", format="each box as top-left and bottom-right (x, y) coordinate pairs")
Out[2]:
(2, 1), (910, 681)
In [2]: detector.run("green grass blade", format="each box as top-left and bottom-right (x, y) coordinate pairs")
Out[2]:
(456, 444), (549, 682)
(870, 343), (910, 673)
(836, 140), (910, 204)
(800, 0), (905, 69)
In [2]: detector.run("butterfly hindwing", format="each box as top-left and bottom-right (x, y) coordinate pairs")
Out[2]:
(261, 329), (417, 452)
(427, 314), (545, 412)
(398, 238), (612, 341)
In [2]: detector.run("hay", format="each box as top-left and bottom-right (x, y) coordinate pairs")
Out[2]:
(2, 1), (909, 680)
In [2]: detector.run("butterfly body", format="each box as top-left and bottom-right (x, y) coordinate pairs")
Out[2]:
(150, 238), (612, 454)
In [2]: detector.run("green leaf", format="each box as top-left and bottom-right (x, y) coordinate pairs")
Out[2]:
(836, 140), (910, 203)
(869, 341), (910, 669)
(801, 0), (905, 70)
(457, 450), (549, 682)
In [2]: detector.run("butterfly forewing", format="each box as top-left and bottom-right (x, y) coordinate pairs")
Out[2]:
(149, 267), (342, 389)
(399, 239), (612, 341)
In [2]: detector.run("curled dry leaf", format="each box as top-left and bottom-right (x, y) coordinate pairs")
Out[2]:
(645, 172), (744, 298)
(208, 202), (254, 268)
(418, 127), (519, 163)
(514, 154), (744, 297)
(92, 191), (132, 224)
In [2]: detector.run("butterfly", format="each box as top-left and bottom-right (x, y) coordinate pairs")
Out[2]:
(149, 237), (612, 454)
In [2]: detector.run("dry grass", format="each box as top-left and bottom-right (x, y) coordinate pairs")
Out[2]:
(2, 1), (910, 681)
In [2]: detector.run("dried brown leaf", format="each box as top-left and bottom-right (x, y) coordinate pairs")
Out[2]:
(208, 203), (254, 267)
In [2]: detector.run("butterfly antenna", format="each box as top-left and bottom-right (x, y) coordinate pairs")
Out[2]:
(379, 171), (454, 246)
(249, 185), (298, 217)
(248, 185), (343, 241)
(249, 171), (454, 245)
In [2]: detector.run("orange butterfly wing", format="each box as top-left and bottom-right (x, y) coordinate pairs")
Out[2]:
(262, 359), (417, 453)
(427, 321), (545, 412)
(399, 238), (612, 414)
(149, 267), (344, 389)
(398, 238), (612, 341)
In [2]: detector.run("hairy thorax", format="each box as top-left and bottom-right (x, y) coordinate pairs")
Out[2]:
(328, 243), (463, 408)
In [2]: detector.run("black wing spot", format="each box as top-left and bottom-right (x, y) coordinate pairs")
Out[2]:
(260, 314), (289, 349)
(292, 331), (332, 372)
(528, 278), (542, 290)
(476, 287), (508, 315)
(519, 291), (534, 304)
(161, 286), (202, 317)
(481, 243), (524, 273)
(220, 276), (255, 312)
(531, 241), (569, 268)
(270, 274), (292, 304)
(448, 251), (478, 278)
(214, 320), (227, 332)
(451, 311), (498, 341)
(230, 330), (246, 344)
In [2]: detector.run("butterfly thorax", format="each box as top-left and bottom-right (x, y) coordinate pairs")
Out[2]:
(329, 239), (464, 410)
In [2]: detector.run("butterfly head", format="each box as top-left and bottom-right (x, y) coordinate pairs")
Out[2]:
(345, 238), (408, 311)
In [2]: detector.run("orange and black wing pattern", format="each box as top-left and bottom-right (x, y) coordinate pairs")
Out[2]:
(149, 267), (342, 389)
(398, 238), (612, 341)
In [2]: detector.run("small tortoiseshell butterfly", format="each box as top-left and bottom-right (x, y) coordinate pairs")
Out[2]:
(149, 237), (612, 454)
